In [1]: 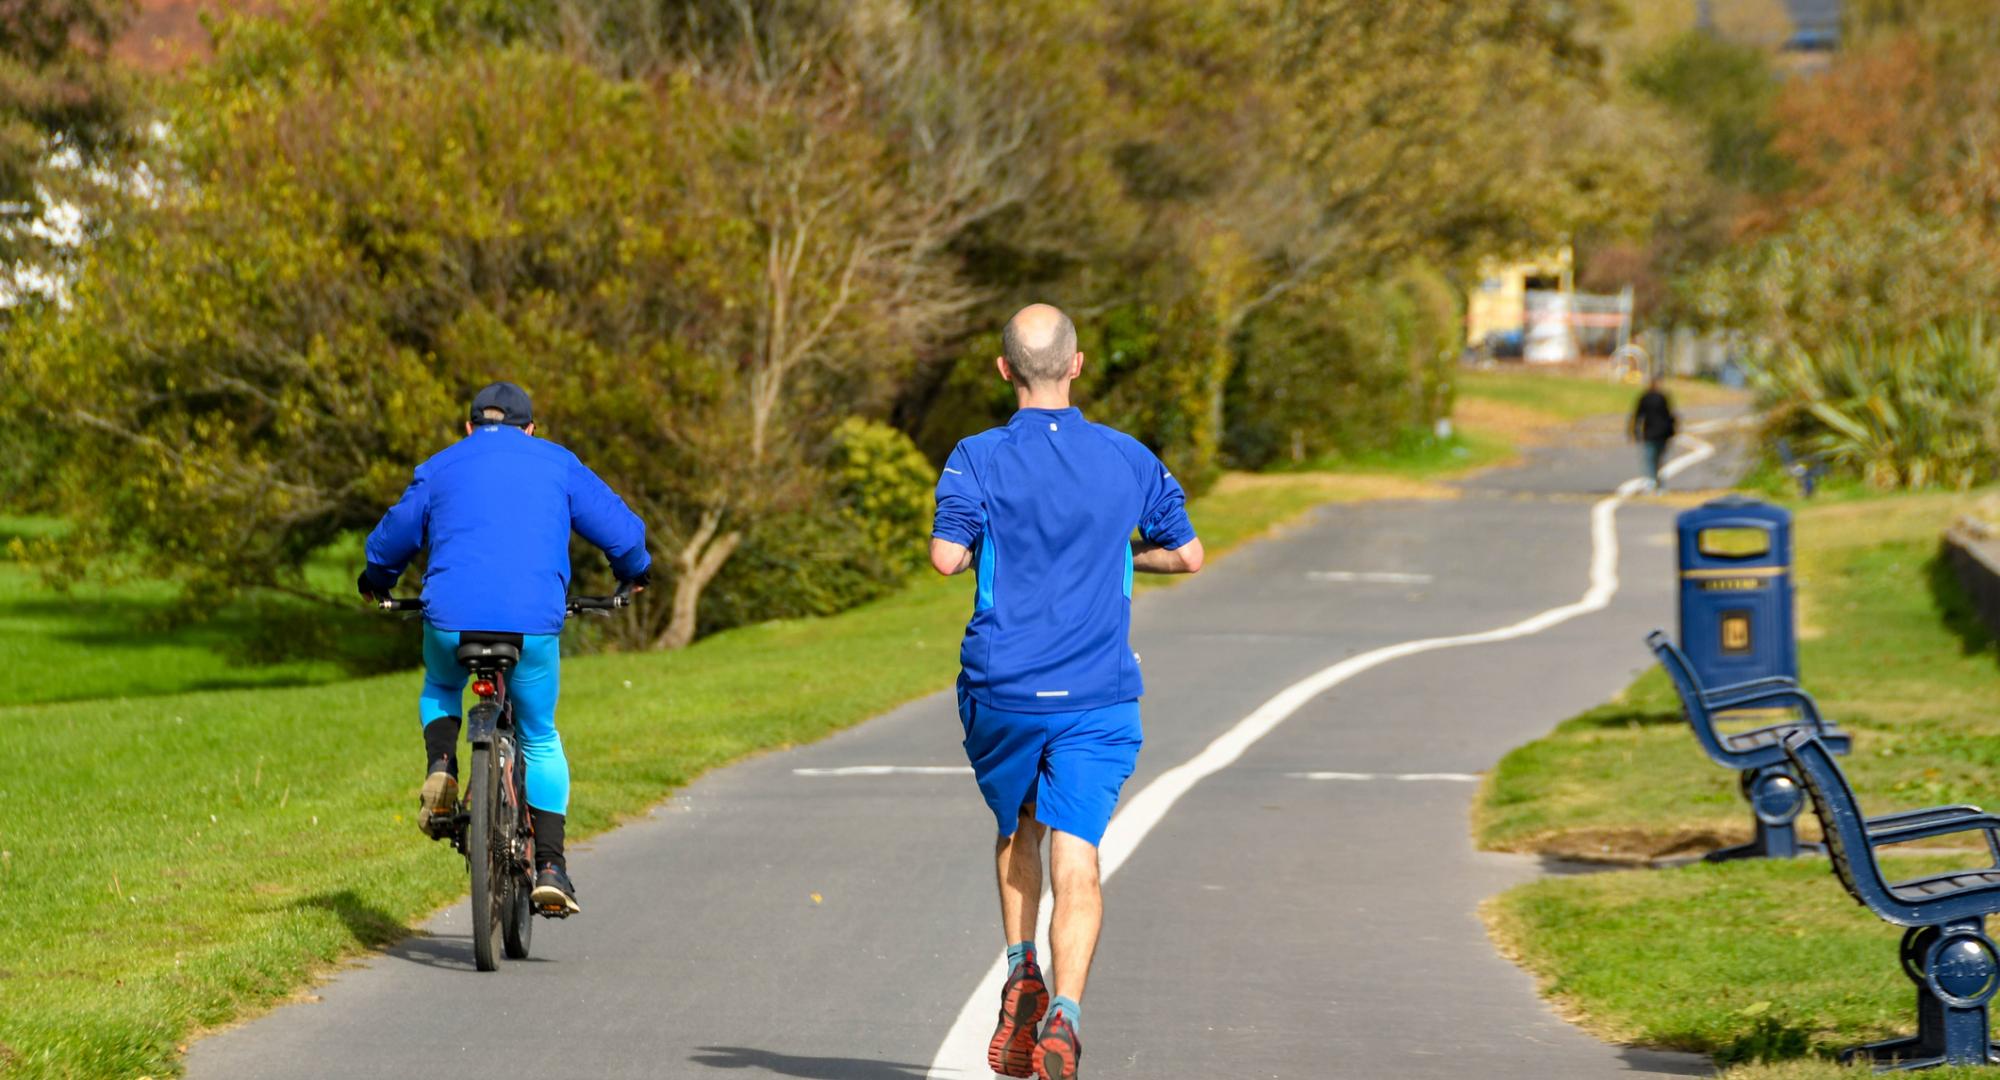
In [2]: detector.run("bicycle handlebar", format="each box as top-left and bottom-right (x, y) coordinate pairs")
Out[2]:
(565, 590), (630, 616)
(374, 582), (633, 618)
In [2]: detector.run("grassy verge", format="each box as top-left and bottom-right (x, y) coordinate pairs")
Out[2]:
(0, 519), (408, 708)
(0, 450), (1483, 1079)
(1458, 368), (1741, 423)
(1487, 854), (1999, 1077)
(1478, 489), (2000, 1075)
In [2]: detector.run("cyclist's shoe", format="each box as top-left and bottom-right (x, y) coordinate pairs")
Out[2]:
(1033, 1011), (1081, 1080)
(987, 957), (1048, 1077)
(416, 769), (457, 839)
(531, 862), (581, 918)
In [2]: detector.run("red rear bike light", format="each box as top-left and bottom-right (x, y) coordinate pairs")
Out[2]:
(472, 679), (495, 697)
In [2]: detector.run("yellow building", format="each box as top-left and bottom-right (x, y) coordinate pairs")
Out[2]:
(1466, 246), (1574, 349)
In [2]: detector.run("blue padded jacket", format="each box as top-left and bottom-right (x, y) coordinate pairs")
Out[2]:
(364, 425), (651, 635)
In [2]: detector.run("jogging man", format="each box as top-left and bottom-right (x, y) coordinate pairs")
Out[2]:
(357, 382), (651, 916)
(1630, 376), (1679, 491)
(931, 304), (1204, 1080)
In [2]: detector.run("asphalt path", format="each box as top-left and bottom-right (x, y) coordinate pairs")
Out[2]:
(190, 414), (1744, 1080)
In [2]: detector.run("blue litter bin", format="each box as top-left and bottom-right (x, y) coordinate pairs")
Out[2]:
(1678, 494), (1807, 860)
(1677, 494), (1797, 689)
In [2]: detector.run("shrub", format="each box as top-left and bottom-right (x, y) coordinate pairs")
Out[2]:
(828, 417), (934, 582)
(1760, 319), (2000, 489)
(1223, 262), (1462, 470)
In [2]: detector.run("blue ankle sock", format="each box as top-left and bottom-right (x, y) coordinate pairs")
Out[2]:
(1051, 995), (1080, 1026)
(1006, 941), (1036, 968)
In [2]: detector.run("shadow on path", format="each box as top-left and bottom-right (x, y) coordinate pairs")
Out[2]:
(300, 889), (409, 948)
(689, 1046), (932, 1079)
(1617, 1046), (1712, 1076)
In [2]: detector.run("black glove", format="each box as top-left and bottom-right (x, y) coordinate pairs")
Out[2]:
(621, 567), (652, 593)
(357, 564), (399, 600)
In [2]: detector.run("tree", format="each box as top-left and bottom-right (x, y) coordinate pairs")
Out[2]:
(1629, 31), (1790, 195)
(0, 0), (134, 268)
(3, 44), (684, 596)
(4, 10), (961, 649)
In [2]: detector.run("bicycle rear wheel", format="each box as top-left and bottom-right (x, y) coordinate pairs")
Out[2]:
(502, 739), (533, 959)
(468, 743), (506, 972)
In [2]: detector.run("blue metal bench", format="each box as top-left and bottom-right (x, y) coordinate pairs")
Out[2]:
(1777, 437), (1829, 497)
(1785, 729), (2000, 1069)
(1649, 629), (1851, 860)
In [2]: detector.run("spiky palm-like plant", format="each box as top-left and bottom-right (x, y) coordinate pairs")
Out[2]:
(1759, 320), (2000, 490)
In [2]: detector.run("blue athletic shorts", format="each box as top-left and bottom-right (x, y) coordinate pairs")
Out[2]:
(958, 686), (1142, 847)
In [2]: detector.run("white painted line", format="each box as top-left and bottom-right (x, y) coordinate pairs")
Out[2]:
(926, 436), (1716, 1078)
(1284, 771), (1481, 782)
(792, 766), (974, 777)
(1306, 571), (1435, 585)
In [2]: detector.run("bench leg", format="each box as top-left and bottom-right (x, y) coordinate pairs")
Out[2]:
(1843, 922), (2000, 1070)
(1838, 993), (1944, 1067)
(1707, 767), (1819, 862)
(1704, 818), (1821, 862)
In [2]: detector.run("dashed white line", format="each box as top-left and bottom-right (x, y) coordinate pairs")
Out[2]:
(792, 766), (974, 777)
(926, 435), (1716, 1078)
(1285, 771), (1482, 782)
(1307, 571), (1435, 585)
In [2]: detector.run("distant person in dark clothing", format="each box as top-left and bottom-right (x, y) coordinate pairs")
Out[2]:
(1630, 377), (1678, 491)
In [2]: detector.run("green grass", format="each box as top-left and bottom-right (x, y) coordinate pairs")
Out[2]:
(0, 518), (408, 708)
(1457, 369), (1738, 424)
(0, 454), (1485, 1079)
(1490, 855), (2000, 1077)
(1273, 428), (1517, 477)
(1479, 488), (2000, 1075)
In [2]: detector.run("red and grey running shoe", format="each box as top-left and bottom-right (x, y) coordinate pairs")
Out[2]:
(1033, 1011), (1081, 1080)
(987, 958), (1048, 1077)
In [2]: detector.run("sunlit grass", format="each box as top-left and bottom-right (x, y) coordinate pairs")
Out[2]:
(1458, 368), (1742, 424)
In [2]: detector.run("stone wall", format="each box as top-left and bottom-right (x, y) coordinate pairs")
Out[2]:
(1943, 519), (2000, 642)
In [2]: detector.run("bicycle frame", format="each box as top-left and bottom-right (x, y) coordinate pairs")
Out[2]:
(462, 665), (534, 876)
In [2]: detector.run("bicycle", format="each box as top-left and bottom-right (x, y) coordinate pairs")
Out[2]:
(378, 586), (630, 971)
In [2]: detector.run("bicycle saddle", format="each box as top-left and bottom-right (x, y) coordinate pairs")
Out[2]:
(455, 630), (524, 668)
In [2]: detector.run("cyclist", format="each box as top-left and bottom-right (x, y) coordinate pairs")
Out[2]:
(357, 382), (650, 916)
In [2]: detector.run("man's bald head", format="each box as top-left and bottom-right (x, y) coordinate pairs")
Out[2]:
(1001, 303), (1079, 387)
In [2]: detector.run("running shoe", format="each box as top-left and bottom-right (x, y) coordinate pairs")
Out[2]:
(531, 862), (581, 917)
(417, 770), (458, 839)
(1034, 1011), (1081, 1080)
(987, 958), (1049, 1077)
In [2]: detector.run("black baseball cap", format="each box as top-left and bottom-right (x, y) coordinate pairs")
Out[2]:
(468, 381), (532, 427)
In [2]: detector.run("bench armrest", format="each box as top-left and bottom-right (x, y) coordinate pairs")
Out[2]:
(1701, 675), (1800, 701)
(1867, 813), (2000, 848)
(1869, 805), (1985, 831)
(1703, 685), (1830, 730)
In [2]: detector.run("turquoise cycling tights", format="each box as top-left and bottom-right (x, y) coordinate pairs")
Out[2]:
(419, 624), (568, 815)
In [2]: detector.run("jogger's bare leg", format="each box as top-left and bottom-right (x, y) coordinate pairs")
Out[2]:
(1048, 829), (1103, 1002)
(996, 807), (1046, 946)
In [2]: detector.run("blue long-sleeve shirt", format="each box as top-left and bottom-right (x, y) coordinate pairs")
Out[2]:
(364, 424), (651, 635)
(932, 407), (1196, 712)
